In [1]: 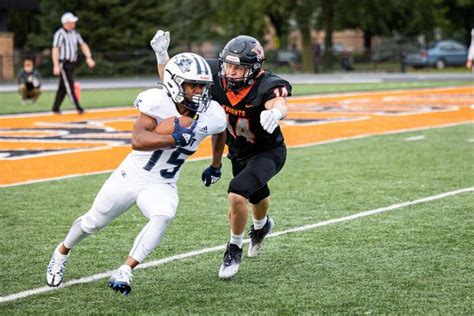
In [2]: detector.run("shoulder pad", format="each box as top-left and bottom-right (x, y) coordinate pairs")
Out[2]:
(133, 88), (175, 119)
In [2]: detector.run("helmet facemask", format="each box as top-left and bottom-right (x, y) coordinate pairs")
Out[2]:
(219, 61), (260, 91)
(176, 77), (213, 113)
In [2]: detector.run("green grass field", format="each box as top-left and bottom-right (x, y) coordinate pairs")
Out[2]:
(0, 123), (472, 313)
(0, 81), (470, 115)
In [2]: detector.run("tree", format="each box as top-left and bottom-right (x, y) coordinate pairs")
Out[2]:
(441, 0), (474, 45)
(320, 0), (336, 70)
(335, 0), (449, 52)
(263, 0), (295, 49)
(294, 0), (319, 72)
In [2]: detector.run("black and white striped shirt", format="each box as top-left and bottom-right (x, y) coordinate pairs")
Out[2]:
(52, 28), (84, 63)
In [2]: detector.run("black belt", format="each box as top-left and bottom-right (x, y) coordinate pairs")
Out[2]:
(59, 60), (76, 64)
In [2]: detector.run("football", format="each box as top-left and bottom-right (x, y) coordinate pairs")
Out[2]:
(154, 116), (194, 135)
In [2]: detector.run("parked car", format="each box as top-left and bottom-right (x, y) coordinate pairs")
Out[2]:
(404, 40), (468, 69)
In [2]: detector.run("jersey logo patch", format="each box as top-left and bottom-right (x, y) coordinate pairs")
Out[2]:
(199, 125), (208, 133)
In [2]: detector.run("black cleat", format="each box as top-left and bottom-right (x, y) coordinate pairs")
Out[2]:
(248, 217), (275, 257)
(218, 242), (243, 279)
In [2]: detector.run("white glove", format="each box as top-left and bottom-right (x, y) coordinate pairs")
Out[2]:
(260, 108), (283, 133)
(150, 30), (170, 64)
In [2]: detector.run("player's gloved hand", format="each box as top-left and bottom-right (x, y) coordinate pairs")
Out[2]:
(150, 30), (170, 64)
(172, 118), (196, 147)
(201, 164), (222, 187)
(260, 108), (283, 133)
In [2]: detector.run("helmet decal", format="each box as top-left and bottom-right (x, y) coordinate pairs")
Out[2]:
(191, 55), (210, 75)
(225, 55), (240, 63)
(174, 55), (193, 73)
(251, 43), (265, 61)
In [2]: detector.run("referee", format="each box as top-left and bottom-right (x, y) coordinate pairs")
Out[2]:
(52, 12), (95, 114)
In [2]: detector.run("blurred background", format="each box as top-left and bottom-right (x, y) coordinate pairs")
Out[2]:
(0, 0), (473, 81)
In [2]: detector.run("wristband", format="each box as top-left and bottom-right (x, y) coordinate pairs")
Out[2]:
(270, 108), (283, 121)
(155, 52), (170, 65)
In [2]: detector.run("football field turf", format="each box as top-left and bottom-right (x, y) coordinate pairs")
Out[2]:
(1, 86), (472, 186)
(0, 123), (472, 313)
(0, 81), (470, 115)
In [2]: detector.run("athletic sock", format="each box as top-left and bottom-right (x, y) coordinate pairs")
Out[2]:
(119, 264), (132, 273)
(54, 244), (69, 258)
(253, 216), (268, 230)
(230, 232), (244, 248)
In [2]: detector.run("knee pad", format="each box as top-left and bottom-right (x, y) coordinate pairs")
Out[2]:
(228, 177), (251, 199)
(80, 207), (113, 234)
(249, 185), (270, 204)
(137, 184), (178, 220)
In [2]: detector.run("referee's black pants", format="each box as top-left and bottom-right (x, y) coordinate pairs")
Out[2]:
(52, 61), (83, 113)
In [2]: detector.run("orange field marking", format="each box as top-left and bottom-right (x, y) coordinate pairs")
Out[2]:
(1, 86), (472, 187)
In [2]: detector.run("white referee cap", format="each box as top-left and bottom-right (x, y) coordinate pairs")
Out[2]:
(61, 12), (79, 24)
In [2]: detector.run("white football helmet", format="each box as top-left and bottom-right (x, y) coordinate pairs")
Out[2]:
(163, 52), (213, 113)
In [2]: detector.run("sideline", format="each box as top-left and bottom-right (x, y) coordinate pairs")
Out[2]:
(0, 186), (472, 304)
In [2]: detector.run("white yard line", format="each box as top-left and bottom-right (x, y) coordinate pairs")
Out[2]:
(0, 186), (472, 304)
(405, 135), (426, 141)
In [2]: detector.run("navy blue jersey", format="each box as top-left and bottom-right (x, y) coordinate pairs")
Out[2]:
(206, 59), (292, 160)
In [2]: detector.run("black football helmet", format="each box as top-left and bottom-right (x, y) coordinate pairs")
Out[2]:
(219, 35), (265, 91)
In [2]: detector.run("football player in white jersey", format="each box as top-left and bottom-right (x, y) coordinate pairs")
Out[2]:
(46, 52), (227, 295)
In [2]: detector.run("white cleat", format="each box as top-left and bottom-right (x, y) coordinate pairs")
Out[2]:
(46, 244), (70, 287)
(248, 217), (275, 257)
(108, 266), (133, 295)
(218, 243), (243, 279)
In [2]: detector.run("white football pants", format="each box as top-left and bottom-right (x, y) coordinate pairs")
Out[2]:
(63, 155), (179, 263)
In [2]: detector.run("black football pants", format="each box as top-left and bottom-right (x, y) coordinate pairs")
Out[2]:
(52, 61), (83, 112)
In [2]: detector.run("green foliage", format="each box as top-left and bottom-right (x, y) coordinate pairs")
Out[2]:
(0, 124), (472, 313)
(5, 0), (473, 76)
(26, 0), (162, 51)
